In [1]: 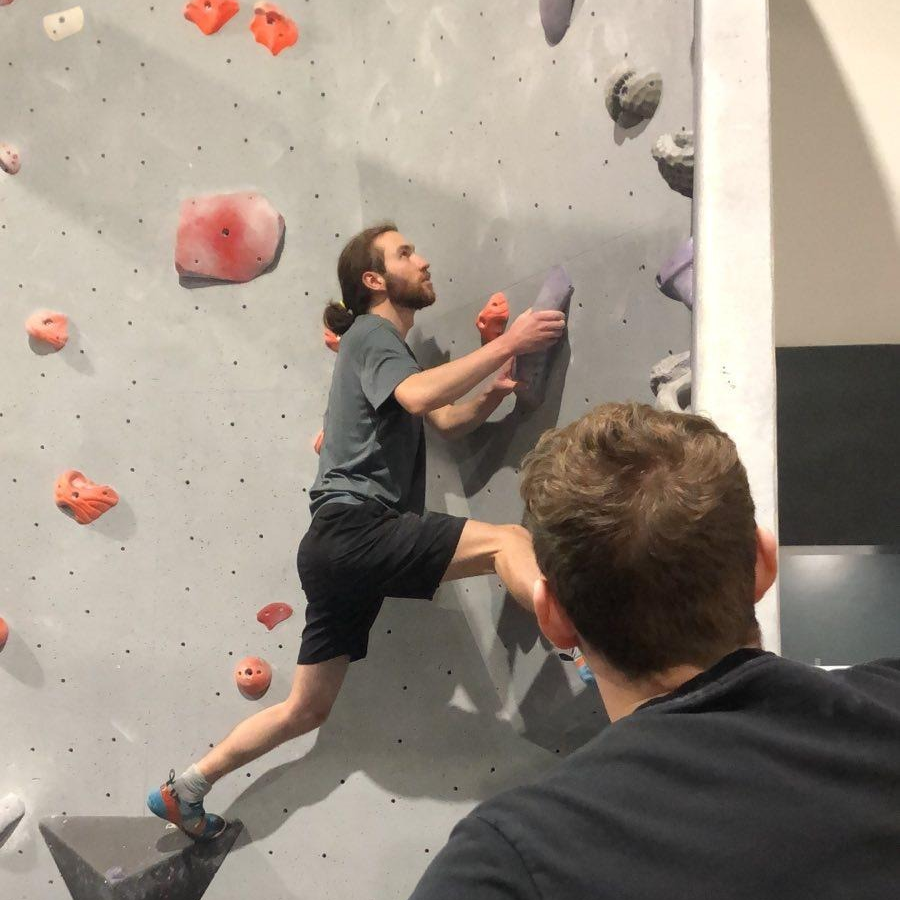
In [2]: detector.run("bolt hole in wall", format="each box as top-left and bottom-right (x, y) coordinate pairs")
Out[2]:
(770, 0), (900, 666)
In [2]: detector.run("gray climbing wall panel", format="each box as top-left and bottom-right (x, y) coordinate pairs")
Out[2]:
(0, 2), (693, 898)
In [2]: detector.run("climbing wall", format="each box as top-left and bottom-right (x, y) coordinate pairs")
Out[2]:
(0, 2), (693, 898)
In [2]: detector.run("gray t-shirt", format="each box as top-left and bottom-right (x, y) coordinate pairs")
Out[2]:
(310, 314), (426, 516)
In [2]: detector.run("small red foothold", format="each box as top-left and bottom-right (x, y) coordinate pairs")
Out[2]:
(0, 618), (8, 652)
(26, 309), (68, 350)
(235, 656), (272, 700)
(324, 328), (340, 353)
(257, 602), (293, 631)
(313, 429), (324, 455)
(55, 470), (119, 525)
(184, 0), (240, 35)
(476, 292), (510, 345)
(250, 3), (298, 56)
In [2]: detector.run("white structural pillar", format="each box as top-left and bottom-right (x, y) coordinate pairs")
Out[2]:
(693, 0), (780, 651)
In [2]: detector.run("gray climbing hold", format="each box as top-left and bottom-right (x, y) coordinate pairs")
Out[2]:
(514, 266), (574, 410)
(652, 131), (694, 198)
(40, 815), (242, 900)
(539, 0), (574, 47)
(605, 65), (663, 128)
(650, 351), (691, 413)
(656, 237), (694, 310)
(0, 793), (25, 848)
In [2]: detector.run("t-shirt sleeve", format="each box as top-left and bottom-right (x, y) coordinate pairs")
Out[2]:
(360, 324), (423, 410)
(408, 813), (539, 900)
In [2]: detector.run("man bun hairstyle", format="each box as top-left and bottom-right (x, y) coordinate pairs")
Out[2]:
(520, 402), (759, 680)
(323, 221), (398, 336)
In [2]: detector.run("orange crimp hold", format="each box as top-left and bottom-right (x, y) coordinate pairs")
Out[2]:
(235, 656), (272, 700)
(184, 0), (240, 35)
(55, 470), (119, 525)
(257, 602), (293, 631)
(25, 309), (69, 350)
(250, 3), (298, 55)
(0, 617), (8, 653)
(324, 328), (340, 353)
(476, 292), (510, 345)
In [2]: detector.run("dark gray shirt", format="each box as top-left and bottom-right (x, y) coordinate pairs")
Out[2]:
(310, 314), (426, 516)
(410, 650), (900, 900)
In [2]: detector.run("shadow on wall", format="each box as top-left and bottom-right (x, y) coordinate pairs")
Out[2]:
(770, 0), (900, 345)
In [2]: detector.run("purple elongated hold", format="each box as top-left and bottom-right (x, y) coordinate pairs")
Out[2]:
(656, 237), (694, 310)
(539, 0), (574, 46)
(514, 265), (574, 409)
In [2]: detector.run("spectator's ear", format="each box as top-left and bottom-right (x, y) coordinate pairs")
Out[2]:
(534, 577), (579, 649)
(753, 526), (778, 602)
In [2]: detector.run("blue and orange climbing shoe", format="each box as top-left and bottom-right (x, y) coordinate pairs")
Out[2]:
(147, 770), (227, 841)
(559, 647), (596, 685)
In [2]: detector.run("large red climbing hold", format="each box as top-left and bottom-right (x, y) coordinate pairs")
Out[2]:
(0, 618), (8, 652)
(55, 470), (119, 525)
(256, 602), (293, 631)
(235, 656), (272, 700)
(25, 309), (69, 350)
(184, 0), (240, 35)
(175, 192), (285, 285)
(250, 3), (298, 56)
(476, 292), (509, 345)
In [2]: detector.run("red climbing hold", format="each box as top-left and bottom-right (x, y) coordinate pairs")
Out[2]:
(235, 656), (272, 700)
(257, 602), (293, 631)
(476, 292), (510, 345)
(0, 618), (8, 653)
(250, 3), (298, 56)
(324, 328), (340, 353)
(54, 470), (119, 525)
(25, 309), (69, 350)
(184, 0), (240, 35)
(313, 429), (324, 455)
(175, 192), (285, 285)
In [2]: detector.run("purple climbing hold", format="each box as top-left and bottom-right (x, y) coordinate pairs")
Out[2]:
(656, 237), (694, 310)
(539, 0), (574, 46)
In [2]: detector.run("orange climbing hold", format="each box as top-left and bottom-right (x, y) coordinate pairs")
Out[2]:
(0, 618), (8, 653)
(55, 470), (119, 525)
(235, 656), (272, 700)
(257, 602), (293, 631)
(313, 429), (324, 455)
(250, 3), (298, 56)
(184, 0), (240, 35)
(25, 309), (69, 350)
(476, 292), (510, 345)
(324, 328), (340, 353)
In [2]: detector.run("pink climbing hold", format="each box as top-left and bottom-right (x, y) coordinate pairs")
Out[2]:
(0, 143), (21, 175)
(0, 618), (8, 652)
(25, 309), (69, 350)
(175, 192), (285, 285)
(0, 2), (15, 9)
(235, 656), (272, 700)
(55, 470), (119, 525)
(313, 429), (324, 455)
(257, 602), (293, 631)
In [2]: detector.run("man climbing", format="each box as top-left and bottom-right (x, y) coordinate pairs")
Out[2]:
(148, 222), (567, 838)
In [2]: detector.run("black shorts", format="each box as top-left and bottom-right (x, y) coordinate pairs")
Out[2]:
(296, 500), (468, 665)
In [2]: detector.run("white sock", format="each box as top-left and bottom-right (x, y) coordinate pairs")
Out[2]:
(174, 764), (211, 804)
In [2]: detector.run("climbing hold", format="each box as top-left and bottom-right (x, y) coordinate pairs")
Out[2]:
(0, 618), (8, 652)
(651, 350), (692, 413)
(476, 292), (509, 345)
(0, 794), (25, 848)
(313, 429), (324, 455)
(324, 328), (340, 353)
(184, 0), (240, 35)
(25, 309), (69, 350)
(656, 237), (694, 310)
(54, 470), (119, 525)
(250, 3), (298, 56)
(175, 192), (285, 285)
(0, 143), (21, 175)
(234, 656), (272, 700)
(514, 266), (574, 410)
(0, 1), (16, 7)
(652, 131), (694, 198)
(539, 0), (574, 46)
(256, 602), (293, 631)
(605, 65), (663, 128)
(43, 7), (84, 41)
